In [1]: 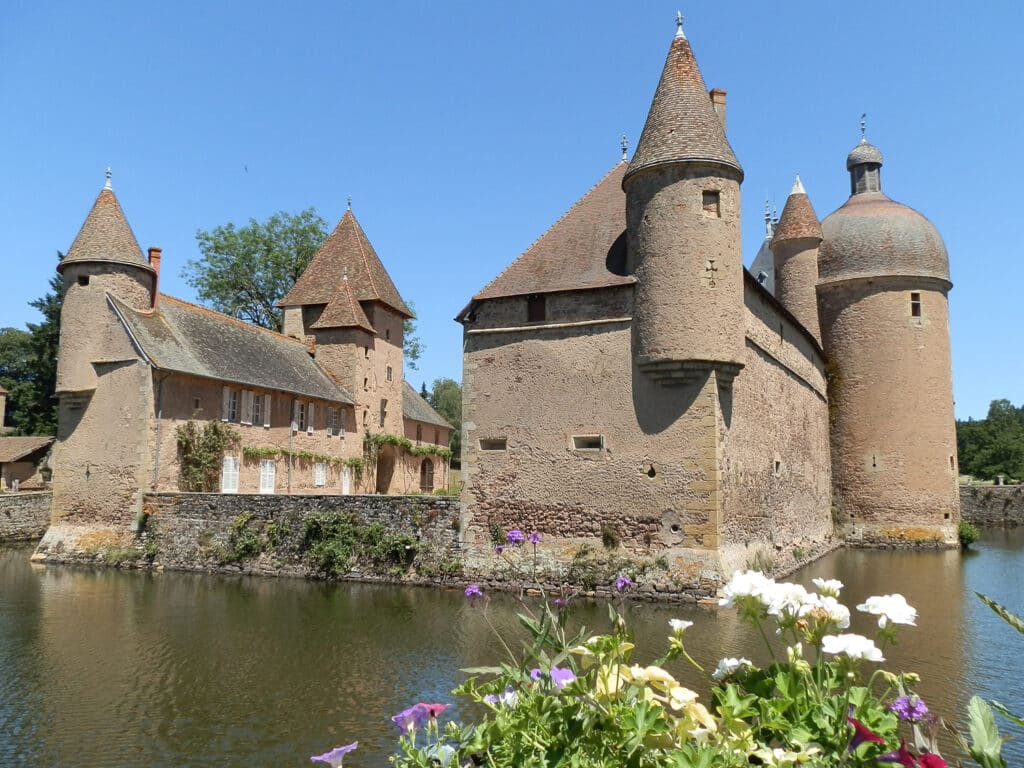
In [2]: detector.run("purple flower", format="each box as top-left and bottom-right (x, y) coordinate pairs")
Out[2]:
(494, 544), (505, 555)
(311, 742), (358, 767)
(464, 584), (483, 602)
(528, 531), (541, 545)
(847, 716), (885, 750)
(614, 575), (633, 592)
(392, 703), (429, 733)
(507, 529), (526, 546)
(890, 694), (929, 722)
(483, 685), (518, 707)
(529, 668), (543, 680)
(876, 740), (922, 766)
(549, 666), (577, 689)
(554, 597), (569, 610)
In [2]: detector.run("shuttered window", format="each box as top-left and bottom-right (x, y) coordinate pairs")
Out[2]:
(250, 391), (261, 427)
(241, 390), (253, 425)
(262, 394), (272, 428)
(314, 462), (326, 487)
(259, 459), (276, 494)
(220, 456), (240, 493)
(307, 403), (315, 435)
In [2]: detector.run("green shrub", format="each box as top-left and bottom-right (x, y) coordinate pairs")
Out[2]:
(959, 519), (980, 548)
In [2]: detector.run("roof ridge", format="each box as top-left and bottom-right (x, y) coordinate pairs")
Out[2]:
(474, 163), (624, 299)
(348, 212), (382, 300)
(158, 294), (306, 344)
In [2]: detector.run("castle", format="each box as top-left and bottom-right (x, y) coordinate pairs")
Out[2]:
(458, 19), (959, 582)
(35, 177), (451, 558)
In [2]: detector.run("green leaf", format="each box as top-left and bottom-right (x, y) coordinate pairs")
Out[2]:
(991, 700), (1024, 729)
(966, 695), (1007, 768)
(977, 593), (1024, 637)
(459, 666), (504, 675)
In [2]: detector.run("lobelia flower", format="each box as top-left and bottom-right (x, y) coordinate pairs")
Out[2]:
(527, 531), (541, 544)
(856, 594), (917, 628)
(711, 657), (751, 680)
(529, 668), (543, 681)
(846, 717), (885, 750)
(310, 742), (358, 767)
(506, 529), (526, 546)
(822, 633), (885, 662)
(890, 694), (929, 722)
(614, 575), (633, 592)
(812, 577), (844, 597)
(669, 618), (694, 633)
(392, 704), (430, 733)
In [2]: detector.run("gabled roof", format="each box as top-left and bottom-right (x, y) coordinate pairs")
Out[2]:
(58, 184), (155, 275)
(110, 294), (354, 404)
(278, 209), (413, 320)
(468, 163), (635, 306)
(309, 281), (375, 333)
(402, 381), (452, 429)
(0, 436), (53, 464)
(625, 28), (741, 182)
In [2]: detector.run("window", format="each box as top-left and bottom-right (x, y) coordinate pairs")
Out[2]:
(434, 429), (440, 445)
(416, 424), (422, 444)
(364, 346), (370, 358)
(362, 410), (369, 428)
(314, 462), (327, 487)
(527, 294), (546, 322)
(363, 377), (368, 390)
(259, 459), (276, 494)
(296, 401), (307, 432)
(572, 435), (604, 450)
(327, 407), (340, 437)
(702, 190), (721, 217)
(240, 390), (252, 425)
(479, 438), (507, 451)
(222, 386), (239, 422)
(386, 328), (391, 341)
(420, 459), (434, 493)
(250, 392), (262, 427)
(307, 402), (315, 435)
(192, 397), (201, 412)
(78, 275), (90, 286)
(386, 366), (393, 382)
(379, 398), (388, 428)
(220, 456), (240, 494)
(910, 292), (922, 318)
(262, 394), (271, 428)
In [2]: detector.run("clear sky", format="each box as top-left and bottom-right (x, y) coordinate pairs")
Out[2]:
(1, 1), (1019, 420)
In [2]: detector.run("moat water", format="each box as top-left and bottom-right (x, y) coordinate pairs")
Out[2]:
(2, 530), (1023, 767)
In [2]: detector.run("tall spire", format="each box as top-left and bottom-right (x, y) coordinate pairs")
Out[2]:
(675, 10), (685, 39)
(624, 17), (741, 182)
(58, 178), (154, 275)
(772, 175), (821, 245)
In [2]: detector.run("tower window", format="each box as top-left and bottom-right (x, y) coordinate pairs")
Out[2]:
(702, 190), (721, 217)
(479, 438), (507, 451)
(527, 294), (546, 322)
(386, 366), (393, 382)
(910, 292), (922, 318)
(379, 398), (387, 427)
(78, 275), (90, 286)
(385, 328), (391, 341)
(572, 435), (604, 450)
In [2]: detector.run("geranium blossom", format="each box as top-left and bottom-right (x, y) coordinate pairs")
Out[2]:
(711, 657), (751, 680)
(822, 633), (884, 662)
(310, 741), (357, 767)
(856, 594), (917, 628)
(718, 570), (776, 608)
(812, 595), (851, 629)
(669, 618), (693, 633)
(812, 577), (844, 596)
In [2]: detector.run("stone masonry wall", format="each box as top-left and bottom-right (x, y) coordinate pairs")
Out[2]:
(140, 492), (461, 582)
(0, 492), (51, 541)
(960, 485), (1024, 526)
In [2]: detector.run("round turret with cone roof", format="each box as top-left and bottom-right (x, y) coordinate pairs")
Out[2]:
(770, 175), (822, 344)
(817, 135), (959, 544)
(623, 13), (744, 386)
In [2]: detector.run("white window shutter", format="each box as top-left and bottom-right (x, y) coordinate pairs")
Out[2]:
(308, 403), (315, 434)
(259, 459), (276, 494)
(241, 390), (252, 425)
(221, 456), (239, 493)
(263, 394), (272, 428)
(221, 386), (230, 421)
(291, 400), (298, 433)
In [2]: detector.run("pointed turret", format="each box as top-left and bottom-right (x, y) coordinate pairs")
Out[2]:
(770, 175), (822, 343)
(624, 15), (745, 386)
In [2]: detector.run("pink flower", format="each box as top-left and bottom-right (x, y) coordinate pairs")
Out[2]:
(417, 702), (449, 718)
(847, 716), (885, 750)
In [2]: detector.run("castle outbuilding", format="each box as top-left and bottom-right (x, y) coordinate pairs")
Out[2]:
(458, 18), (958, 584)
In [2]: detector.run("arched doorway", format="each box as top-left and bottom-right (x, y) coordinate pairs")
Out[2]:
(419, 458), (434, 493)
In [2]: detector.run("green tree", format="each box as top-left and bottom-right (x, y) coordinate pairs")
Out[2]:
(0, 327), (33, 431)
(427, 378), (461, 467)
(403, 301), (423, 370)
(957, 399), (1024, 482)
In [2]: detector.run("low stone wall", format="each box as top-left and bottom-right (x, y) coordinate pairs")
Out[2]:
(140, 492), (462, 582)
(0, 491), (51, 541)
(960, 484), (1024, 526)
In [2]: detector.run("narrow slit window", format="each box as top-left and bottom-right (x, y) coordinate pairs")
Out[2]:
(910, 292), (922, 318)
(572, 435), (604, 450)
(386, 366), (393, 382)
(527, 294), (546, 322)
(702, 190), (721, 217)
(479, 438), (507, 451)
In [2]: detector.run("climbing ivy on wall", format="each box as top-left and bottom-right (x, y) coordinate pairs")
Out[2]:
(175, 420), (240, 491)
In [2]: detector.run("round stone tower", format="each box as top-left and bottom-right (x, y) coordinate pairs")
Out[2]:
(818, 138), (959, 544)
(623, 18), (744, 386)
(56, 173), (156, 395)
(770, 176), (822, 344)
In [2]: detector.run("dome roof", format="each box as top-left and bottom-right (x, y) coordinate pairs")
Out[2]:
(819, 192), (950, 285)
(846, 140), (883, 170)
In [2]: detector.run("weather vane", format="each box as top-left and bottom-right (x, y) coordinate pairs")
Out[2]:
(620, 134), (628, 162)
(104, 167), (112, 190)
(860, 113), (867, 142)
(675, 10), (685, 39)
(347, 195), (352, 210)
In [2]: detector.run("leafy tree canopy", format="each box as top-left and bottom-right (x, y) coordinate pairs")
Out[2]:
(427, 378), (461, 466)
(957, 399), (1024, 482)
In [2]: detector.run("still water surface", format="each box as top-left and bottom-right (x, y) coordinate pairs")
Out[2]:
(2, 530), (1023, 767)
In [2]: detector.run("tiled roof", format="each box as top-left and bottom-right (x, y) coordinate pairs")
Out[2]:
(402, 381), (452, 429)
(471, 163), (636, 302)
(772, 185), (822, 245)
(278, 210), (413, 319)
(110, 294), (354, 404)
(0, 436), (53, 464)
(625, 33), (741, 182)
(58, 186), (155, 275)
(847, 140), (883, 170)
(309, 281), (374, 332)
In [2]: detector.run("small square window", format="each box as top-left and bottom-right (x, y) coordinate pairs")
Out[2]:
(527, 294), (546, 322)
(479, 438), (507, 451)
(702, 190), (721, 217)
(192, 397), (201, 411)
(78, 275), (90, 286)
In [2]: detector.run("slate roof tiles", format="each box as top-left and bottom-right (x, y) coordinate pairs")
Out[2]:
(59, 187), (155, 275)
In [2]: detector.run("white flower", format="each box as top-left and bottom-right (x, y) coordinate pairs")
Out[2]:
(815, 595), (851, 629)
(856, 594), (917, 628)
(719, 570), (776, 607)
(764, 582), (814, 619)
(711, 657), (752, 680)
(821, 633), (884, 662)
(669, 618), (694, 633)
(812, 577), (844, 597)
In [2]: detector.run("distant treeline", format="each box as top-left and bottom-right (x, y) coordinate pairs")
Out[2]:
(957, 399), (1024, 482)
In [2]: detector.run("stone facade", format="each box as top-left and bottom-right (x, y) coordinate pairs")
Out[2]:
(0, 491), (51, 541)
(960, 485), (1024, 527)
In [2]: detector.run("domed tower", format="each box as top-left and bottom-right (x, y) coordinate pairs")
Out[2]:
(770, 176), (822, 344)
(623, 15), (744, 386)
(55, 171), (156, 395)
(818, 136), (959, 544)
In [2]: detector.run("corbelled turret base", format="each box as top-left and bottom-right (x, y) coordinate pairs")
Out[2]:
(638, 358), (743, 388)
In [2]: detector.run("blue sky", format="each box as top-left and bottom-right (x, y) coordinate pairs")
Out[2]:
(1, 1), (1019, 420)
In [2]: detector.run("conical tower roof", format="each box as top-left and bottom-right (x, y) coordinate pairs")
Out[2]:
(625, 20), (741, 183)
(278, 208), (413, 319)
(772, 176), (822, 245)
(58, 177), (154, 275)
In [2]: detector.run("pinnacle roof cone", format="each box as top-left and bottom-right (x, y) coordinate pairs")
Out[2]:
(772, 175), (822, 245)
(59, 180), (154, 274)
(625, 22), (742, 182)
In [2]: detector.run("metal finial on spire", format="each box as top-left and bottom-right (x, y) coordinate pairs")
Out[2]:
(763, 197), (773, 239)
(859, 113), (867, 142)
(675, 10), (685, 39)
(104, 167), (112, 190)
(346, 195), (352, 210)
(620, 134), (628, 162)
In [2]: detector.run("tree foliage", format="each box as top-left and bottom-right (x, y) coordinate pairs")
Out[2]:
(427, 378), (462, 466)
(957, 399), (1024, 481)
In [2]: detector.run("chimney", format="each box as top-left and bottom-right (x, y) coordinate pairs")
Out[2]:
(709, 89), (727, 129)
(148, 247), (162, 309)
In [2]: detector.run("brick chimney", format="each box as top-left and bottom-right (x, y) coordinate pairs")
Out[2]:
(148, 247), (162, 309)
(709, 89), (727, 129)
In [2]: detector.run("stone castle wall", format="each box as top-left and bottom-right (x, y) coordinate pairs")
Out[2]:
(0, 491), (51, 541)
(960, 484), (1024, 526)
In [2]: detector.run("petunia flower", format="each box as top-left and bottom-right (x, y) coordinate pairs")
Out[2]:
(822, 633), (885, 662)
(918, 754), (948, 768)
(549, 666), (576, 689)
(875, 739), (918, 766)
(527, 531), (541, 544)
(890, 694), (929, 722)
(507, 529), (526, 546)
(310, 741), (358, 767)
(417, 702), (449, 719)
(391, 703), (429, 733)
(614, 575), (633, 592)
(856, 594), (917, 628)
(424, 744), (457, 767)
(847, 717), (885, 750)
